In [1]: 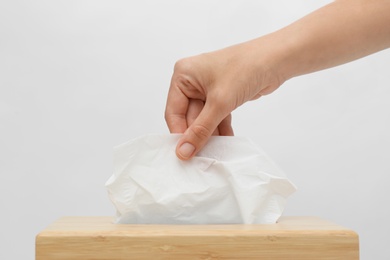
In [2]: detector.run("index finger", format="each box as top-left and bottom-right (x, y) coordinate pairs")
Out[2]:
(164, 79), (189, 134)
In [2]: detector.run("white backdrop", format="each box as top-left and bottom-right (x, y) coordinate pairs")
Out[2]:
(1, 1), (389, 259)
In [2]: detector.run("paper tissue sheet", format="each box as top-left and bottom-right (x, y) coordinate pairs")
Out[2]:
(105, 134), (296, 224)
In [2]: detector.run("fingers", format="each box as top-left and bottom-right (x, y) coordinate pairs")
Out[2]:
(166, 56), (234, 160)
(176, 101), (227, 160)
(186, 99), (203, 127)
(218, 113), (234, 136)
(165, 58), (207, 134)
(165, 81), (189, 134)
(187, 99), (220, 136)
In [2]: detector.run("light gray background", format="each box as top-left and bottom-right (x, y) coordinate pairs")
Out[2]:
(1, 1), (389, 259)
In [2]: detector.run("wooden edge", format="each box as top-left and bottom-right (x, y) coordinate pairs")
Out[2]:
(36, 216), (359, 260)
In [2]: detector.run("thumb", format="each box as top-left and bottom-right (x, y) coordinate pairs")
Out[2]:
(175, 101), (226, 160)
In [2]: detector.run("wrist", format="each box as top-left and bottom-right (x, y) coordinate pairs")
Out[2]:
(241, 34), (295, 91)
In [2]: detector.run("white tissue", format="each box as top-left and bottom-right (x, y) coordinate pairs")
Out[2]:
(105, 134), (296, 224)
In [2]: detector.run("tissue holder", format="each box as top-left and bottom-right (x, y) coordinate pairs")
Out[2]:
(35, 216), (359, 259)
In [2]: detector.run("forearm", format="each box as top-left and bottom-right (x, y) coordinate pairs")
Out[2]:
(166, 0), (390, 159)
(258, 0), (390, 82)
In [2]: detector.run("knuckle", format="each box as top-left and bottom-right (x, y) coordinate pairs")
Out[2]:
(164, 111), (170, 122)
(174, 57), (193, 74)
(164, 110), (176, 124)
(173, 58), (196, 89)
(190, 124), (212, 140)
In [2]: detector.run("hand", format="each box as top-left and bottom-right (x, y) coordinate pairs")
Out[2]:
(165, 0), (390, 160)
(165, 42), (283, 160)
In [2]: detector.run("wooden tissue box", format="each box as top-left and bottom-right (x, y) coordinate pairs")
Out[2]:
(36, 216), (359, 259)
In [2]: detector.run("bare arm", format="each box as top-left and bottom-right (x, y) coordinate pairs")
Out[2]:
(271, 0), (390, 81)
(165, 0), (390, 160)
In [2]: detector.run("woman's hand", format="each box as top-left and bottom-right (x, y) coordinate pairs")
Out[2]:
(165, 42), (282, 160)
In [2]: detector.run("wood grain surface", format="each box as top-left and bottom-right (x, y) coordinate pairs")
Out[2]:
(36, 216), (359, 260)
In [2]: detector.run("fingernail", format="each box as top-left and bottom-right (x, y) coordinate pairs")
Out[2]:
(178, 142), (195, 159)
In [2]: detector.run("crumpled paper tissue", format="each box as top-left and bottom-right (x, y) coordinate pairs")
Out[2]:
(105, 134), (296, 224)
